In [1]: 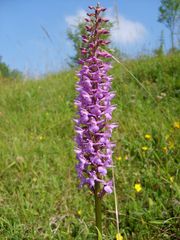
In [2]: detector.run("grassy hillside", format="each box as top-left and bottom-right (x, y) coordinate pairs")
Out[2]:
(0, 53), (179, 239)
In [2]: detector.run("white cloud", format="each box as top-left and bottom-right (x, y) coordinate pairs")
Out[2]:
(65, 9), (86, 28)
(65, 9), (147, 45)
(107, 11), (147, 45)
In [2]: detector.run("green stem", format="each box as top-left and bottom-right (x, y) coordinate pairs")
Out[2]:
(95, 181), (102, 238)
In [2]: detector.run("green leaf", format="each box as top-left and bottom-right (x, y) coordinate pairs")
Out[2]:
(95, 227), (103, 240)
(149, 220), (165, 225)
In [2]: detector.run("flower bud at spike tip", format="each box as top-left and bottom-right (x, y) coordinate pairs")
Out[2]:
(74, 4), (116, 196)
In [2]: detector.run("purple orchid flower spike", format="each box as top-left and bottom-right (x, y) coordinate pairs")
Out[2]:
(74, 3), (116, 195)
(74, 3), (117, 236)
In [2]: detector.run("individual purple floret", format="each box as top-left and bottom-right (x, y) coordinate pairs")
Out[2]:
(74, 4), (117, 196)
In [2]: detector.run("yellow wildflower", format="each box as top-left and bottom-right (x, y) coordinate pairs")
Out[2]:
(116, 156), (122, 161)
(116, 233), (123, 240)
(170, 176), (174, 183)
(173, 121), (180, 129)
(145, 134), (152, 140)
(39, 136), (45, 141)
(162, 146), (168, 154)
(77, 210), (82, 216)
(134, 183), (142, 192)
(142, 146), (148, 151)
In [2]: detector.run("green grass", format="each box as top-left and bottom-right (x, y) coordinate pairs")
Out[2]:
(0, 53), (179, 239)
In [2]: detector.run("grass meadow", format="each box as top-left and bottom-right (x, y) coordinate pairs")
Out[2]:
(0, 53), (179, 239)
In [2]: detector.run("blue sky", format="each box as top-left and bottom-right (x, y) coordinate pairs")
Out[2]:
(0, 0), (171, 76)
